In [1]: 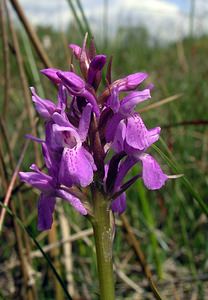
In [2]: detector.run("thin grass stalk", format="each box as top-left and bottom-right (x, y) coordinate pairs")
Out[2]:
(137, 181), (163, 279)
(58, 205), (75, 297)
(0, 147), (33, 299)
(48, 223), (64, 300)
(0, 157), (8, 192)
(120, 214), (163, 300)
(10, 109), (27, 150)
(0, 203), (73, 300)
(9, 0), (52, 68)
(154, 138), (208, 216)
(0, 140), (29, 232)
(31, 228), (93, 256)
(176, 40), (189, 73)
(0, 140), (9, 182)
(0, 0), (10, 118)
(11, 201), (34, 300)
(66, 0), (85, 36)
(189, 0), (195, 38)
(20, 28), (45, 98)
(6, 3), (40, 165)
(70, 222), (93, 247)
(114, 260), (142, 297)
(0, 118), (37, 299)
(60, 31), (72, 68)
(175, 183), (203, 296)
(163, 119), (208, 129)
(138, 94), (182, 113)
(0, 118), (15, 166)
(76, 0), (93, 38)
(103, 0), (108, 48)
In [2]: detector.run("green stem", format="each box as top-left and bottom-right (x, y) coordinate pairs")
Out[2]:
(91, 189), (115, 300)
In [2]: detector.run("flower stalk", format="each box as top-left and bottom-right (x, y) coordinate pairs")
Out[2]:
(91, 187), (115, 300)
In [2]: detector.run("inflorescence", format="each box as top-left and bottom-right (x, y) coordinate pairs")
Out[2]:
(19, 36), (168, 230)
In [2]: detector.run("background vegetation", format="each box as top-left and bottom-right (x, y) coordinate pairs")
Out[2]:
(0, 0), (208, 299)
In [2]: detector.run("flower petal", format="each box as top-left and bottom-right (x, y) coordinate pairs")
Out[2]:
(41, 143), (61, 178)
(106, 87), (120, 113)
(105, 113), (123, 142)
(40, 68), (62, 84)
(82, 148), (97, 171)
(57, 189), (87, 215)
(78, 103), (92, 141)
(140, 153), (168, 190)
(52, 112), (74, 128)
(120, 89), (151, 115)
(114, 156), (137, 190)
(37, 193), (56, 231)
(45, 121), (63, 151)
(59, 147), (94, 187)
(111, 192), (126, 214)
(87, 54), (106, 85)
(112, 120), (126, 153)
(57, 84), (67, 111)
(69, 43), (81, 58)
(126, 114), (160, 151)
(19, 170), (52, 192)
(30, 87), (56, 119)
(56, 71), (85, 94)
(117, 72), (148, 92)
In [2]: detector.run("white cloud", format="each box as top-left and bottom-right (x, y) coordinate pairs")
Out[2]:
(16, 0), (207, 42)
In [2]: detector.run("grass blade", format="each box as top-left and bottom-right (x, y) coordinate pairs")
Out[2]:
(0, 203), (73, 300)
(153, 138), (208, 216)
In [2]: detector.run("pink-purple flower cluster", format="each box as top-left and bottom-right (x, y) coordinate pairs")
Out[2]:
(19, 37), (168, 230)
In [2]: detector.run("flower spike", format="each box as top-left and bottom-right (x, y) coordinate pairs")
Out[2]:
(19, 36), (170, 231)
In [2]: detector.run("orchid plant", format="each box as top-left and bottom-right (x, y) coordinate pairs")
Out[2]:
(19, 35), (168, 299)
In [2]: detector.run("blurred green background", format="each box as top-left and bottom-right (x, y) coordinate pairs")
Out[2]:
(0, 0), (208, 299)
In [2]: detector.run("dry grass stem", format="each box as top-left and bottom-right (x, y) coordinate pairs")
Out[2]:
(10, 0), (52, 68)
(120, 214), (163, 300)
(0, 0), (10, 118)
(0, 140), (29, 232)
(31, 228), (93, 257)
(58, 205), (75, 297)
(139, 94), (182, 113)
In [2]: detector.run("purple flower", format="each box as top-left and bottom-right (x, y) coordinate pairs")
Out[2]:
(30, 85), (67, 120)
(111, 114), (161, 155)
(19, 36), (169, 230)
(19, 163), (87, 230)
(50, 104), (96, 187)
(105, 87), (151, 143)
(31, 87), (56, 119)
(110, 153), (167, 214)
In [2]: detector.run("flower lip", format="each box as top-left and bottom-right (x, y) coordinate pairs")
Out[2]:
(139, 153), (168, 190)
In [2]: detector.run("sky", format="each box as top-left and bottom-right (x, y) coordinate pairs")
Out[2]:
(16, 0), (208, 43)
